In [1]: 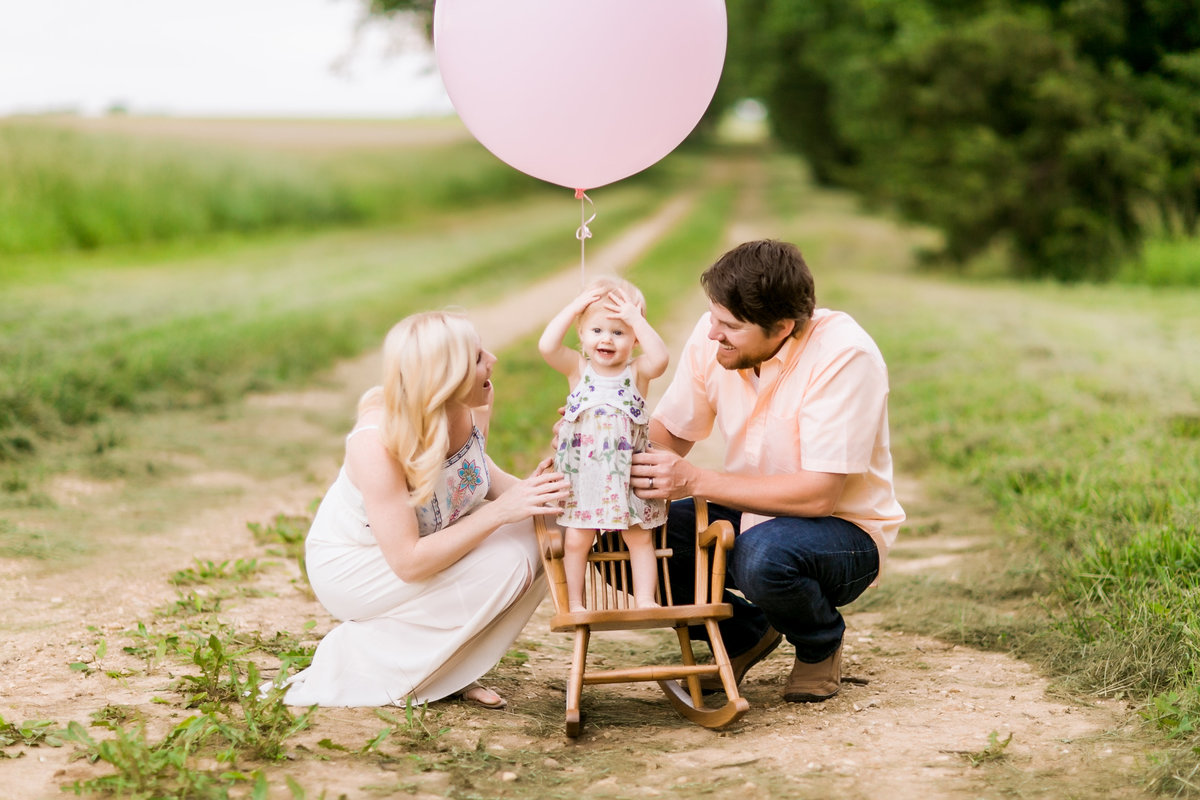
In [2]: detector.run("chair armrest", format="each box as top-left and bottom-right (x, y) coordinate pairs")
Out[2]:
(695, 496), (710, 529)
(691, 497), (735, 604)
(535, 516), (565, 559)
(697, 520), (735, 552)
(534, 515), (570, 612)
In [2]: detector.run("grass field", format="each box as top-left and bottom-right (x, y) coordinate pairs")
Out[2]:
(1, 117), (1199, 795)
(0, 117), (554, 255)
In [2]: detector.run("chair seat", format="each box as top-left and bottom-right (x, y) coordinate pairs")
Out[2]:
(549, 602), (733, 632)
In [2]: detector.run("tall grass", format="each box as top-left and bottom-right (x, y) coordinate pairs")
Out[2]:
(0, 121), (550, 255)
(763, 147), (1200, 791)
(876, 286), (1200, 789)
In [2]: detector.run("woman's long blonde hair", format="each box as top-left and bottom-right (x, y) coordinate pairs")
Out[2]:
(357, 311), (479, 507)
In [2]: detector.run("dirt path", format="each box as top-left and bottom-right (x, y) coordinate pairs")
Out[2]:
(0, 187), (1152, 798)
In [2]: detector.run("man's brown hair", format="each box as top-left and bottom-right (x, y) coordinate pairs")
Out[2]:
(701, 240), (815, 336)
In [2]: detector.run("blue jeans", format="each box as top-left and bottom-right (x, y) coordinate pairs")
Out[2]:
(664, 499), (879, 663)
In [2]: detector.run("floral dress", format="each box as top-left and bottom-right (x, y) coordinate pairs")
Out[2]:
(554, 363), (668, 530)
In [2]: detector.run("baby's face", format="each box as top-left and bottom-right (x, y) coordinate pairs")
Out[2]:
(579, 301), (636, 370)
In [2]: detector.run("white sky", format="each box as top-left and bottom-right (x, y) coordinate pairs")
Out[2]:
(0, 0), (454, 118)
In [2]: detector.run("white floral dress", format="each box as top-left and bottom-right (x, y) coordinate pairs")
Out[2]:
(554, 363), (668, 530)
(280, 424), (546, 707)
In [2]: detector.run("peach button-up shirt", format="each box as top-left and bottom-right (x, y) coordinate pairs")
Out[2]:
(653, 309), (905, 574)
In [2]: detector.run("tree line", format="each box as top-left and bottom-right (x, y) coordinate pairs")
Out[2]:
(374, 0), (1200, 281)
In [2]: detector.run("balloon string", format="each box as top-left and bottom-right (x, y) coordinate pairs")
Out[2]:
(575, 189), (595, 287)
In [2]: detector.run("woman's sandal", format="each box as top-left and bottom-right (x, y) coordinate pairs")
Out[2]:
(455, 681), (507, 709)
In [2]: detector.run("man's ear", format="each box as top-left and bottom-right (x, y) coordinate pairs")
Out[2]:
(770, 318), (797, 340)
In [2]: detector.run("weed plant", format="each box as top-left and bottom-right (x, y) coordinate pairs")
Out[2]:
(63, 716), (224, 798)
(64, 618), (317, 795)
(177, 634), (249, 708)
(64, 696), (306, 798)
(361, 703), (449, 753)
(247, 513), (309, 558)
(959, 731), (1014, 767)
(234, 629), (315, 674)
(248, 513), (314, 597)
(214, 663), (314, 763)
(158, 590), (228, 618)
(122, 622), (184, 667)
(0, 714), (67, 752)
(169, 557), (261, 586)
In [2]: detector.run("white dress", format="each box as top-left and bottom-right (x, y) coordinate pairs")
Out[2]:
(281, 424), (546, 707)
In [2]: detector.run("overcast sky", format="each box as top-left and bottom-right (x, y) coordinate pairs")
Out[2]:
(0, 0), (453, 118)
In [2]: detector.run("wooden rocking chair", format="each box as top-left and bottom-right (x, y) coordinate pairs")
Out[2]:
(533, 499), (750, 736)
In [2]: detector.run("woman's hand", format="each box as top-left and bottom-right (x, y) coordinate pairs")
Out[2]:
(487, 457), (570, 525)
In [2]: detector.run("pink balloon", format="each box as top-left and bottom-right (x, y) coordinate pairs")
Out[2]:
(434, 0), (727, 191)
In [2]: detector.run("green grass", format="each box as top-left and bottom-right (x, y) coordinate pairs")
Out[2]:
(0, 183), (668, 460)
(680, 145), (1200, 791)
(891, 291), (1199, 789)
(766, 171), (1200, 788)
(0, 120), (551, 255)
(1119, 235), (1200, 287)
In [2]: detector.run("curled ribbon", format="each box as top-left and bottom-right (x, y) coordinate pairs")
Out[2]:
(575, 189), (596, 286)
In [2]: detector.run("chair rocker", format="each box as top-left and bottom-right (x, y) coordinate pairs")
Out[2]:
(533, 498), (750, 737)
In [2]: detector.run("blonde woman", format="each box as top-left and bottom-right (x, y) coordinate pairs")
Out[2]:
(282, 311), (570, 709)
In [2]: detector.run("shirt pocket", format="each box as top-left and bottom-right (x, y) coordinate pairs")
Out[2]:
(763, 411), (802, 473)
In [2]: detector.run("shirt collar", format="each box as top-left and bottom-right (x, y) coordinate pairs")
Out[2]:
(745, 317), (810, 377)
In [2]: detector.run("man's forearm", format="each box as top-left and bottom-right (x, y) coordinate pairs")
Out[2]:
(688, 468), (847, 519)
(648, 418), (695, 457)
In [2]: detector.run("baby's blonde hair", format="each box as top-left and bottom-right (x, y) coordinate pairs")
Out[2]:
(358, 311), (478, 507)
(576, 276), (647, 329)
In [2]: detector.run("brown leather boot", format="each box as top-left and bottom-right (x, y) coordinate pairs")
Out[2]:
(783, 643), (842, 702)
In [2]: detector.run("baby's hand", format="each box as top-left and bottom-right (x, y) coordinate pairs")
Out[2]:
(571, 288), (606, 315)
(604, 289), (641, 324)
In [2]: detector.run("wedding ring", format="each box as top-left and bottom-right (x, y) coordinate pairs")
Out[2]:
(648, 477), (654, 489)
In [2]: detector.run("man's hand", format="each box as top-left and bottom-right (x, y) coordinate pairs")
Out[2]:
(630, 445), (697, 501)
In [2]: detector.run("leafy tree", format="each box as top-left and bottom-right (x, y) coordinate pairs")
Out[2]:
(725, 0), (1200, 281)
(366, 0), (433, 29)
